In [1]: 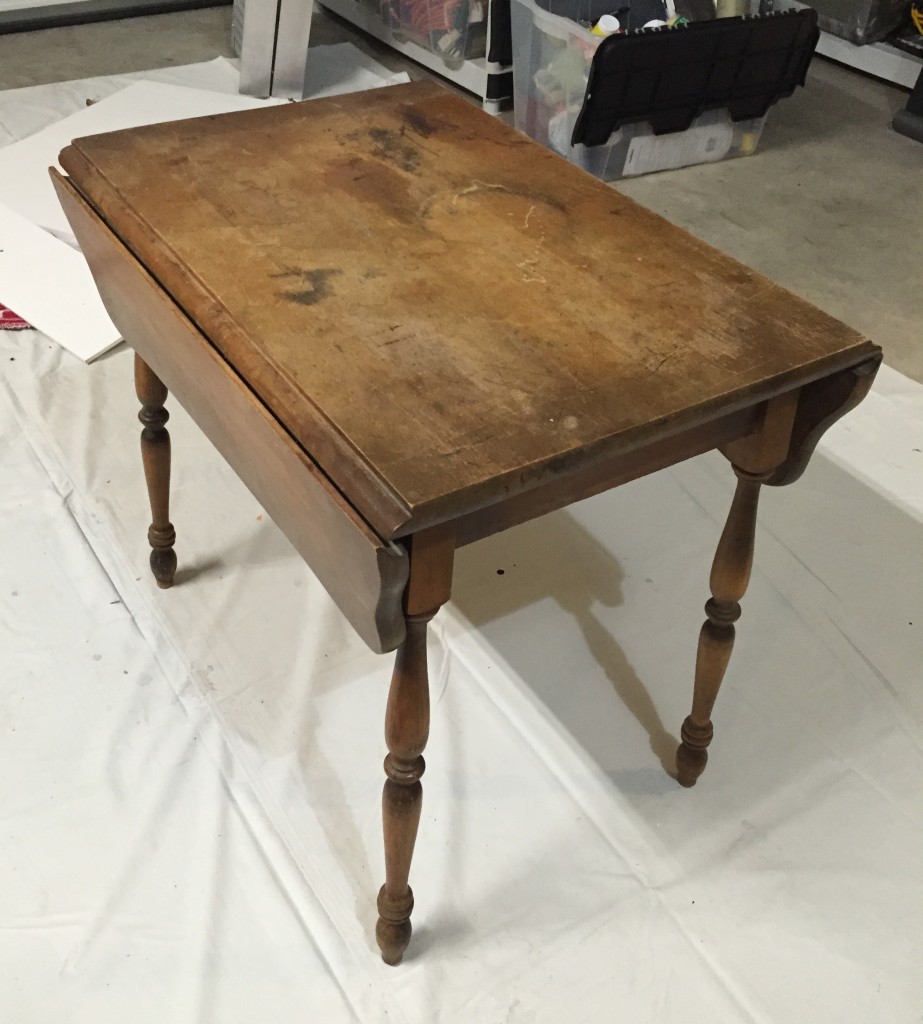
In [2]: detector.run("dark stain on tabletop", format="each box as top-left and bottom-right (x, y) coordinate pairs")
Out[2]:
(365, 127), (421, 173)
(272, 267), (342, 306)
(402, 108), (438, 138)
(399, 106), (456, 140)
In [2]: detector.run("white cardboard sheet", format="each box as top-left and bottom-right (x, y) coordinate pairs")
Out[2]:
(0, 199), (122, 358)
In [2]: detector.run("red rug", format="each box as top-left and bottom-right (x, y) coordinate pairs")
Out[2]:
(0, 304), (32, 330)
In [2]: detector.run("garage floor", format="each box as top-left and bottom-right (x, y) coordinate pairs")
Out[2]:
(1, 4), (919, 382)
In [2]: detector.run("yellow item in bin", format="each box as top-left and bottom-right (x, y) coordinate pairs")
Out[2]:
(912, 0), (923, 34)
(592, 14), (621, 34)
(739, 130), (758, 155)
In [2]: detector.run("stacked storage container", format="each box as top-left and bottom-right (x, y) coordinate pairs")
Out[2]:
(511, 0), (819, 179)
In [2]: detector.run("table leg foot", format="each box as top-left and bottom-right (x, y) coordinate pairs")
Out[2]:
(135, 353), (177, 589)
(377, 885), (414, 966)
(676, 471), (761, 786)
(677, 716), (713, 787)
(148, 527), (178, 589)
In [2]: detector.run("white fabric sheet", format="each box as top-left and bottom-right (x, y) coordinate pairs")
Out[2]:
(0, 353), (363, 1023)
(1, 61), (922, 1024)
(1, 330), (921, 1021)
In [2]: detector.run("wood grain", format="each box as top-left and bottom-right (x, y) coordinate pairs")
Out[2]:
(720, 390), (800, 476)
(52, 169), (409, 654)
(58, 81), (880, 540)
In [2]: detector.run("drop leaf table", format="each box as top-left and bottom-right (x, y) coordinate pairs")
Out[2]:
(52, 81), (880, 965)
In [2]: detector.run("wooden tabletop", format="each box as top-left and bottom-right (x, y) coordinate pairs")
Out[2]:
(60, 82), (878, 540)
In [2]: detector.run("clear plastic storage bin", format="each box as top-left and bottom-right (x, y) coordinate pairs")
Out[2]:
(510, 0), (772, 180)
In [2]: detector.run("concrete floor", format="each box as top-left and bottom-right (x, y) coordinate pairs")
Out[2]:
(1, 4), (920, 382)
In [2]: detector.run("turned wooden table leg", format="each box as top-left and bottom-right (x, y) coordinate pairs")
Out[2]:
(676, 469), (762, 787)
(376, 525), (454, 966)
(134, 352), (177, 589)
(377, 611), (434, 965)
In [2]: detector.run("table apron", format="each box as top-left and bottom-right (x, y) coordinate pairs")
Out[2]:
(454, 405), (761, 547)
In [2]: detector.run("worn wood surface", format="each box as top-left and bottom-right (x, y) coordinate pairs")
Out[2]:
(52, 169), (409, 654)
(58, 81), (880, 541)
(134, 353), (177, 589)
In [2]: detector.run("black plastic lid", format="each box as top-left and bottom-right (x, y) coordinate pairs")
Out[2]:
(571, 8), (820, 146)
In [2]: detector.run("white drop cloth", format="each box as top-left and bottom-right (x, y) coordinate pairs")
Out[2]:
(0, 350), (363, 1022)
(1, 63), (922, 1024)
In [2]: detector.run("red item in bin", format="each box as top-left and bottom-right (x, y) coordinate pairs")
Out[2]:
(384, 0), (462, 35)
